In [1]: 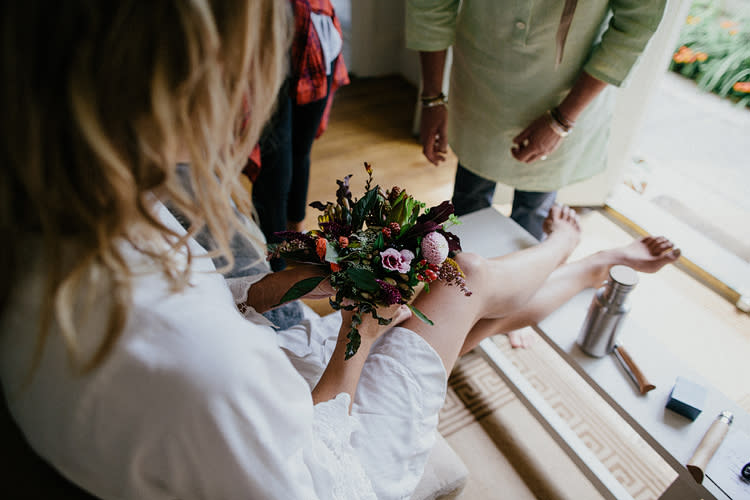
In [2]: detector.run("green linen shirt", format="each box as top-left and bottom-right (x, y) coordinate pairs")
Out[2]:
(406, 0), (667, 191)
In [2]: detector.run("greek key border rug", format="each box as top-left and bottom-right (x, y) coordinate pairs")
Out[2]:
(438, 328), (678, 500)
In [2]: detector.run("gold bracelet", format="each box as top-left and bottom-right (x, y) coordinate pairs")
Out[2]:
(421, 92), (448, 108)
(551, 107), (575, 130)
(545, 110), (570, 137)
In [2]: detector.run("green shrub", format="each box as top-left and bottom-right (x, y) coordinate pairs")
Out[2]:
(670, 0), (750, 108)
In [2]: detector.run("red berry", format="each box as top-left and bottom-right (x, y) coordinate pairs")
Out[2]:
(382, 227), (392, 238)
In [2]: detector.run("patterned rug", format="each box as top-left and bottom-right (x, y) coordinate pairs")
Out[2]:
(438, 328), (678, 500)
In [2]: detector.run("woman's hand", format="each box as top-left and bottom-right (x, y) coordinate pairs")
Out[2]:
(340, 304), (412, 345)
(313, 303), (412, 408)
(511, 114), (564, 164)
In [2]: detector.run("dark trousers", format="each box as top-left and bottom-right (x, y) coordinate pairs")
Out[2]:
(452, 163), (557, 240)
(252, 74), (332, 270)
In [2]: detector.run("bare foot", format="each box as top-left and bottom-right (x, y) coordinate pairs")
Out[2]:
(590, 236), (681, 285)
(542, 204), (581, 262)
(619, 236), (681, 273)
(507, 329), (536, 349)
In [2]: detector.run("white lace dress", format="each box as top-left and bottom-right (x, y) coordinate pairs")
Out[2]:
(0, 203), (447, 500)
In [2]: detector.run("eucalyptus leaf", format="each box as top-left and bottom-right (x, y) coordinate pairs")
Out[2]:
(408, 304), (434, 325)
(324, 243), (340, 263)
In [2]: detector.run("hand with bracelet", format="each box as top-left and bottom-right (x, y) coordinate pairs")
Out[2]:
(419, 92), (449, 165)
(511, 72), (607, 164)
(511, 106), (574, 164)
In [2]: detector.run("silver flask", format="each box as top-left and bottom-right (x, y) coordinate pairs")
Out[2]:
(577, 265), (638, 357)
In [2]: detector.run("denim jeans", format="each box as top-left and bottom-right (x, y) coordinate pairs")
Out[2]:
(452, 163), (557, 240)
(252, 74), (332, 270)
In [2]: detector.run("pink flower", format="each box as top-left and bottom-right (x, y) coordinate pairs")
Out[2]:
(421, 232), (449, 265)
(381, 248), (414, 273)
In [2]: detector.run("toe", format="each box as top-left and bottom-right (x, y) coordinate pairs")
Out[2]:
(654, 239), (675, 255)
(508, 331), (524, 348)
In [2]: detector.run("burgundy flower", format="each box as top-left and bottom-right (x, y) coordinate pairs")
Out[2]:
(320, 221), (353, 239)
(376, 279), (403, 305)
(272, 231), (314, 246)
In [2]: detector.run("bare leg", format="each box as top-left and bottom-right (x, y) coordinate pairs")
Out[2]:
(459, 235), (681, 354)
(400, 205), (680, 372)
(400, 205), (581, 371)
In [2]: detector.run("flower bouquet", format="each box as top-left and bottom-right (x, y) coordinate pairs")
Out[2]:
(268, 163), (472, 359)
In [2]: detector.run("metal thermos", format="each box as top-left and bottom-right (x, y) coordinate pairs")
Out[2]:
(577, 265), (639, 357)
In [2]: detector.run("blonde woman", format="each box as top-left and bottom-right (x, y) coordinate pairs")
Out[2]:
(0, 1), (681, 499)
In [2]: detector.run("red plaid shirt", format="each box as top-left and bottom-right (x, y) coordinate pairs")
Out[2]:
(290, 0), (349, 132)
(244, 0), (349, 182)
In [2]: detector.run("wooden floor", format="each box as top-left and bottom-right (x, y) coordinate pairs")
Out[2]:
(305, 75), (750, 411)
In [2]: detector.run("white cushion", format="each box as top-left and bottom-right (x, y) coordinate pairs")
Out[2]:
(411, 433), (469, 500)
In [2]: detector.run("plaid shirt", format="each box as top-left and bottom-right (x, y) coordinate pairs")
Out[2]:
(244, 0), (349, 182)
(290, 0), (349, 132)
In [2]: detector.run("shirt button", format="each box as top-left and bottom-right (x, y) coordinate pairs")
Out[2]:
(515, 21), (526, 30)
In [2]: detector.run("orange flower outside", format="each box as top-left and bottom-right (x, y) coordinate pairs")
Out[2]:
(316, 237), (327, 259)
(733, 81), (750, 93)
(673, 45), (698, 64)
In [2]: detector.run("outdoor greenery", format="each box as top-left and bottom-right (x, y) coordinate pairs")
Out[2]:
(670, 0), (750, 108)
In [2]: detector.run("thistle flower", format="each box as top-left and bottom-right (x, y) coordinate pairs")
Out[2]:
(421, 231), (449, 265)
(376, 279), (403, 305)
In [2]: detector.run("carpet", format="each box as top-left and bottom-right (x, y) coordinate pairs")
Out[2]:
(438, 328), (678, 500)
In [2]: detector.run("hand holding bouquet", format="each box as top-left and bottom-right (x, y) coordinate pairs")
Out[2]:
(268, 163), (471, 359)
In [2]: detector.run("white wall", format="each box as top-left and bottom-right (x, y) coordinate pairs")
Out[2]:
(348, 0), (408, 78)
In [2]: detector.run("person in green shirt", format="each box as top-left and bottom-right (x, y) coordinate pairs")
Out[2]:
(407, 0), (667, 239)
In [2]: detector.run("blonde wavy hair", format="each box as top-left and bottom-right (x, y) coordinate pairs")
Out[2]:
(0, 1), (291, 372)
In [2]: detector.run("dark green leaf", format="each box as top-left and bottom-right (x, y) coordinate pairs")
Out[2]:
(344, 312), (363, 359)
(273, 276), (325, 307)
(345, 267), (380, 293)
(351, 187), (380, 229)
(374, 232), (384, 250)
